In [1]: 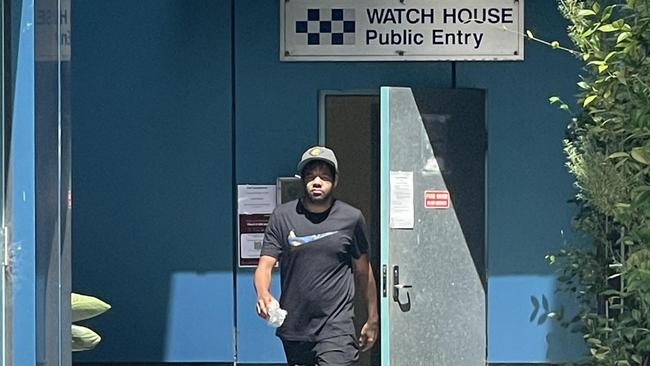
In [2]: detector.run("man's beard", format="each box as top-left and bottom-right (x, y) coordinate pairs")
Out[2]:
(305, 189), (332, 203)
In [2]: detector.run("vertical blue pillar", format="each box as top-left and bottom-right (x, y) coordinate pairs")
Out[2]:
(10, 0), (36, 364)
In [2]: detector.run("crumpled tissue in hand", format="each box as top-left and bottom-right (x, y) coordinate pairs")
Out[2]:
(266, 298), (287, 328)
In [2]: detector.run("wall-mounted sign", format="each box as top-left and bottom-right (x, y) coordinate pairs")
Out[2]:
(390, 171), (414, 229)
(424, 190), (450, 209)
(281, 0), (524, 61)
(238, 185), (277, 267)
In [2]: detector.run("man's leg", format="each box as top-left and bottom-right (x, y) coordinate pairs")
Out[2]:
(313, 334), (359, 366)
(282, 339), (317, 366)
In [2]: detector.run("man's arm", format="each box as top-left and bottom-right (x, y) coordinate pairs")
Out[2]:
(254, 255), (278, 319)
(354, 254), (379, 352)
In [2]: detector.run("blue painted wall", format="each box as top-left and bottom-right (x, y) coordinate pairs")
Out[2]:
(71, 0), (584, 363)
(457, 1), (585, 361)
(71, 0), (234, 362)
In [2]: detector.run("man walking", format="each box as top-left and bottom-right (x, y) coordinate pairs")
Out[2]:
(254, 146), (378, 366)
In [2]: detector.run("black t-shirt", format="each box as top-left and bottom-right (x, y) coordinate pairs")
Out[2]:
(260, 199), (369, 341)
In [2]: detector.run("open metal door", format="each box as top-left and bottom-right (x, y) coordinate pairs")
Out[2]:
(379, 87), (486, 366)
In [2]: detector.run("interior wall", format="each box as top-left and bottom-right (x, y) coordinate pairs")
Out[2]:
(71, 0), (234, 362)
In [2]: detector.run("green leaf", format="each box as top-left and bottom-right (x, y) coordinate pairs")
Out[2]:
(551, 41), (560, 49)
(631, 354), (642, 364)
(633, 190), (650, 207)
(631, 148), (650, 165)
(592, 2), (601, 14)
(604, 51), (618, 62)
(72, 293), (111, 322)
(578, 9), (596, 16)
(601, 5), (613, 21)
(598, 24), (618, 32)
(587, 60), (605, 66)
(526, 30), (534, 39)
(577, 81), (590, 90)
(584, 95), (597, 107)
(583, 26), (598, 38)
(608, 152), (630, 159)
(587, 337), (602, 345)
(623, 327), (637, 341)
(617, 32), (632, 43)
(598, 64), (609, 73)
(549, 96), (561, 104)
(634, 185), (650, 192)
(591, 347), (610, 360)
(546, 254), (556, 264)
(600, 289), (620, 296)
(637, 336), (650, 352)
(72, 325), (101, 352)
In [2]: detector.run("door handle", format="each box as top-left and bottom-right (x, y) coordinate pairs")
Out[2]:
(392, 265), (412, 302)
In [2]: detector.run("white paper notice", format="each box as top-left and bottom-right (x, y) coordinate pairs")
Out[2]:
(237, 185), (277, 214)
(240, 233), (265, 258)
(390, 171), (414, 229)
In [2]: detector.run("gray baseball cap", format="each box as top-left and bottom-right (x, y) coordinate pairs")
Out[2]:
(296, 146), (338, 175)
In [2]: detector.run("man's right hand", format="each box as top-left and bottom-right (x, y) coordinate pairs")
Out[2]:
(254, 255), (278, 320)
(256, 292), (273, 319)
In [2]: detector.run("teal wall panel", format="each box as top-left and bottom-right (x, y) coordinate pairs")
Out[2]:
(71, 0), (234, 362)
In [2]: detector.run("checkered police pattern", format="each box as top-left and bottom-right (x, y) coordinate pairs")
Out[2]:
(295, 8), (355, 45)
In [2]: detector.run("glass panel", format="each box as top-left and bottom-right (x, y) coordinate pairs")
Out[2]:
(1, 0), (6, 363)
(34, 0), (71, 364)
(9, 0), (37, 363)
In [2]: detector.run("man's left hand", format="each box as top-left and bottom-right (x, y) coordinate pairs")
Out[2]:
(358, 320), (378, 352)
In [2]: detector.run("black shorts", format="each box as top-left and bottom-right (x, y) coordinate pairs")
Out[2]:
(282, 334), (359, 366)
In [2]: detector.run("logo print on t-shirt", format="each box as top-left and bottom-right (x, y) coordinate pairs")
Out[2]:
(288, 230), (338, 247)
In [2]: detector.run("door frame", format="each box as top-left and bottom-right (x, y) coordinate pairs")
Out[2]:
(317, 89), (378, 145)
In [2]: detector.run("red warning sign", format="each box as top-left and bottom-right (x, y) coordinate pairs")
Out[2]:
(424, 190), (450, 209)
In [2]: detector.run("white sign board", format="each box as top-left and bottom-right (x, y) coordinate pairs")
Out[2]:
(237, 185), (277, 214)
(281, 0), (524, 61)
(389, 171), (414, 229)
(237, 185), (276, 267)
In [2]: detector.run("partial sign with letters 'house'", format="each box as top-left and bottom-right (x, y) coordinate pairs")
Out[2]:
(281, 0), (524, 61)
